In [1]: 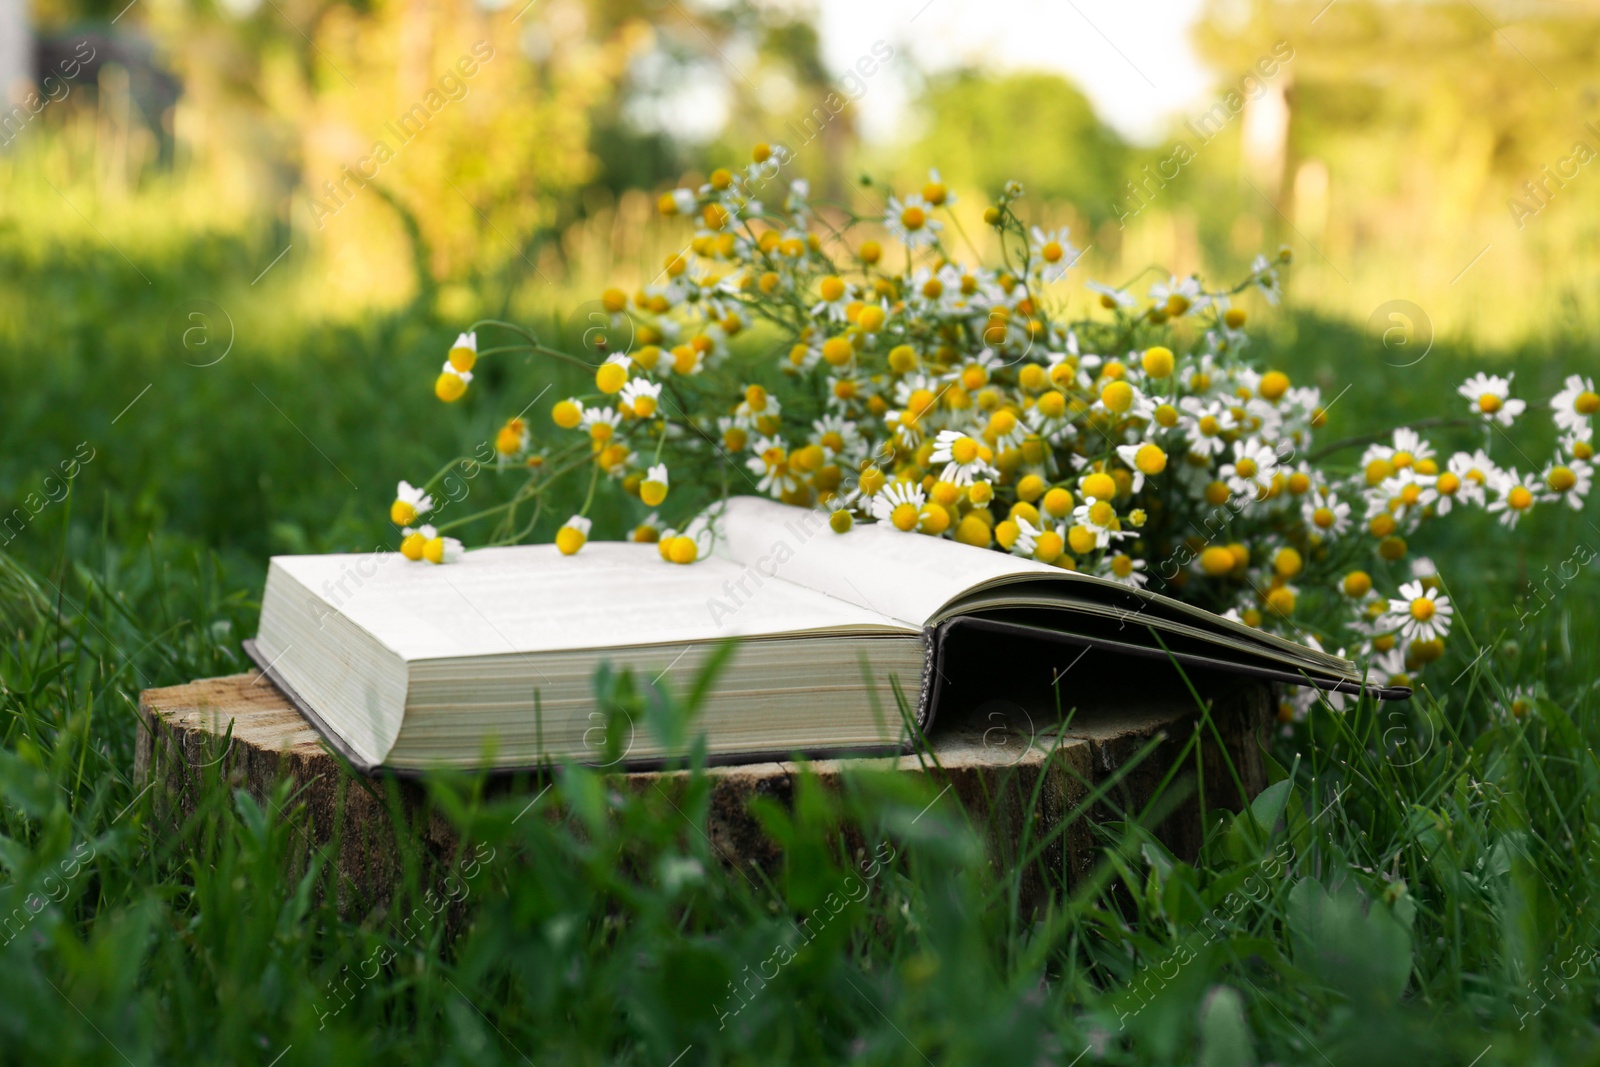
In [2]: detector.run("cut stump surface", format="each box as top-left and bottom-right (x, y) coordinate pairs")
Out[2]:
(137, 668), (1273, 912)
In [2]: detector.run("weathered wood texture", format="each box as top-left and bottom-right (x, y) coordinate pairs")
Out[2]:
(137, 670), (1273, 912)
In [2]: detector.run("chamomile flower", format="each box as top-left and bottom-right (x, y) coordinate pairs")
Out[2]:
(640, 463), (670, 507)
(870, 481), (927, 531)
(1457, 372), (1525, 426)
(580, 405), (623, 445)
(1502, 687), (1538, 722)
(399, 523), (435, 561)
(390, 481), (434, 526)
(747, 436), (799, 498)
(1004, 515), (1041, 558)
(1384, 580), (1453, 643)
(1178, 396), (1234, 458)
(435, 362), (472, 402)
(1086, 280), (1137, 309)
(1115, 441), (1169, 493)
(422, 530), (464, 565)
(920, 168), (956, 208)
(1387, 428), (1436, 471)
(1550, 374), (1599, 433)
(1250, 255), (1283, 305)
(1541, 459), (1591, 510)
(1104, 553), (1148, 589)
(1029, 226), (1079, 283)
(1150, 274), (1207, 317)
(734, 384), (782, 429)
(884, 194), (942, 249)
(1219, 437), (1279, 501)
(1487, 468), (1538, 528)
(930, 430), (997, 486)
(811, 275), (852, 322)
(555, 515), (591, 556)
(446, 332), (478, 373)
(619, 378), (662, 419)
(495, 418), (530, 459)
(1444, 450), (1495, 509)
(984, 407), (1029, 453)
(1377, 469), (1438, 522)
(1562, 425), (1595, 462)
(1301, 486), (1351, 538)
(1071, 496), (1123, 549)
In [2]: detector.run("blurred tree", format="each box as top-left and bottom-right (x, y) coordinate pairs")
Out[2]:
(905, 69), (1128, 222)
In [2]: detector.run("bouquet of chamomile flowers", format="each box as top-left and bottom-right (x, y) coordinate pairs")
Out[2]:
(389, 144), (1597, 705)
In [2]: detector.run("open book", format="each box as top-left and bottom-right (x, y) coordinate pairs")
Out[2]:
(247, 496), (1406, 774)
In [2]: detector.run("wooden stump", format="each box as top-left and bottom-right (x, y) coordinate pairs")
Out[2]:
(136, 668), (1273, 913)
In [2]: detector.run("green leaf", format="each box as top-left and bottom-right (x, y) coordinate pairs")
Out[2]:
(1197, 985), (1256, 1067)
(1286, 878), (1413, 1002)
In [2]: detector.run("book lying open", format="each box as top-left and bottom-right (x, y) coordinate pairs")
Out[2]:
(247, 496), (1407, 774)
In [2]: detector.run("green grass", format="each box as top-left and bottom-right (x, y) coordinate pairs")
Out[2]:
(4, 210), (1600, 1065)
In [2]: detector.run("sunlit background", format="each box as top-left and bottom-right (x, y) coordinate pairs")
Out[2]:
(2, 0), (1595, 571)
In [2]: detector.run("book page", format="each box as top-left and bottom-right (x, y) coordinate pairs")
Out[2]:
(271, 542), (915, 663)
(712, 496), (1059, 628)
(710, 498), (1356, 679)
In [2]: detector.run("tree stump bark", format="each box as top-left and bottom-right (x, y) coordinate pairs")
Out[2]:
(136, 668), (1273, 914)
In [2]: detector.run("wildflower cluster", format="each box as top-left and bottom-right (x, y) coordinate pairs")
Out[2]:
(391, 146), (1598, 699)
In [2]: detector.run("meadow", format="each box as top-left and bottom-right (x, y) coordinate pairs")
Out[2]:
(3, 165), (1600, 1067)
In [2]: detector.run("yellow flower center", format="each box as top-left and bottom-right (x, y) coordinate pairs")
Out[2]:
(1081, 472), (1116, 501)
(596, 362), (628, 394)
(1392, 451), (1414, 470)
(1259, 371), (1289, 400)
(1437, 472), (1460, 495)
(901, 206), (927, 231)
(1365, 458), (1394, 485)
(1199, 546), (1234, 576)
(1313, 507), (1335, 529)
(1478, 393), (1502, 413)
(1508, 485), (1534, 510)
(1110, 554), (1134, 577)
(822, 337), (854, 366)
(1400, 483), (1422, 505)
(1548, 466), (1577, 492)
(1088, 500), (1116, 527)
(1041, 241), (1063, 263)
(1067, 525), (1098, 555)
(1101, 381), (1134, 413)
(423, 537), (448, 564)
(1198, 415), (1221, 437)
(391, 500), (417, 526)
(448, 346), (476, 373)
(399, 532), (425, 561)
(1141, 347), (1175, 379)
(1134, 443), (1167, 475)
(1409, 596), (1435, 622)
(1576, 390), (1600, 415)
(820, 276), (846, 301)
(949, 437), (979, 465)
(435, 372), (467, 403)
